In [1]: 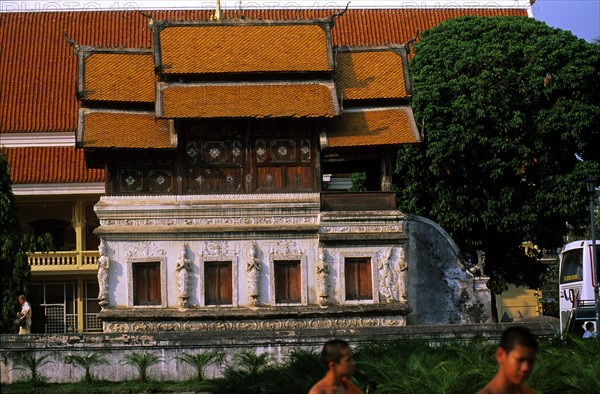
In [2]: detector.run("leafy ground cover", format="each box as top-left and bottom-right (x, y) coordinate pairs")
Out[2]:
(2, 335), (598, 394)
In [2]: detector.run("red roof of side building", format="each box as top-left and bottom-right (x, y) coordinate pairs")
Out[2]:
(0, 9), (528, 134)
(3, 147), (105, 184)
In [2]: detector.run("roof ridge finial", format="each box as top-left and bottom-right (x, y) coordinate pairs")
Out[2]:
(404, 29), (420, 54)
(138, 10), (155, 29)
(329, 1), (350, 27)
(63, 32), (79, 54)
(211, 0), (222, 21)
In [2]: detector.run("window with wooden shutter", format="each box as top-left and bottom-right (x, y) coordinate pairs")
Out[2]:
(133, 262), (161, 306)
(274, 260), (301, 304)
(205, 261), (232, 305)
(345, 257), (372, 300)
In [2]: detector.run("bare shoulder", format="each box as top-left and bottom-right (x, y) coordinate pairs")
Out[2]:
(308, 380), (325, 394)
(476, 387), (493, 394)
(522, 385), (537, 394)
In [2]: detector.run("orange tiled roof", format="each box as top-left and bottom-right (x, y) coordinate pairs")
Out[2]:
(157, 82), (340, 118)
(1, 9), (527, 134)
(157, 22), (333, 74)
(327, 107), (420, 148)
(78, 109), (175, 148)
(336, 48), (410, 101)
(3, 146), (105, 184)
(79, 49), (155, 103)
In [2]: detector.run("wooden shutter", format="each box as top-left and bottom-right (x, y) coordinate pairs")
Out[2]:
(275, 260), (301, 303)
(205, 262), (232, 305)
(345, 258), (372, 300)
(133, 262), (161, 305)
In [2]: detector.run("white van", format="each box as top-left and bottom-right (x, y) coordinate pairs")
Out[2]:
(559, 240), (599, 336)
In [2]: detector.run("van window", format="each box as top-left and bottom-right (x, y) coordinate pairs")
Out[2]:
(560, 249), (583, 284)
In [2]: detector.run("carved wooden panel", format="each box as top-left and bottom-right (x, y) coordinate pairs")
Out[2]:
(106, 120), (318, 195)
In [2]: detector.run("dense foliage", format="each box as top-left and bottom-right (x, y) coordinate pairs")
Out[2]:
(0, 151), (32, 333)
(396, 16), (600, 293)
(0, 150), (52, 333)
(3, 337), (599, 393)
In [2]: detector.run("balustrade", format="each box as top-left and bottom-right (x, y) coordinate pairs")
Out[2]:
(28, 251), (99, 272)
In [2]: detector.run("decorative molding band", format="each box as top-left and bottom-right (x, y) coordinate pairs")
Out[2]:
(0, 132), (74, 147)
(12, 183), (105, 196)
(100, 216), (319, 227)
(103, 315), (406, 333)
(99, 193), (320, 204)
(320, 225), (402, 233)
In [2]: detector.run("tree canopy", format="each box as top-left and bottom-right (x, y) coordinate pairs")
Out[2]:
(395, 16), (600, 293)
(0, 150), (52, 333)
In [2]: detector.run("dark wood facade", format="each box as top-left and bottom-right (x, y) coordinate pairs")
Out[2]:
(107, 119), (321, 195)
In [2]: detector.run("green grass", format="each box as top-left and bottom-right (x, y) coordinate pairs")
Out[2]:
(3, 336), (599, 394)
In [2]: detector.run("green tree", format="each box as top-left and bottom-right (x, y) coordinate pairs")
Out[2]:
(396, 16), (600, 296)
(0, 150), (52, 333)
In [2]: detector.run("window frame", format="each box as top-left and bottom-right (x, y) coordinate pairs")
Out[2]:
(127, 256), (167, 308)
(273, 259), (302, 304)
(268, 247), (307, 306)
(202, 260), (235, 306)
(338, 250), (379, 304)
(199, 254), (239, 307)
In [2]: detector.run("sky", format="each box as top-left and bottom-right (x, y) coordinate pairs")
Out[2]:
(532, 0), (600, 42)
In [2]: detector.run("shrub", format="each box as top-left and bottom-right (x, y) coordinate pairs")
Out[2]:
(121, 352), (163, 383)
(11, 353), (53, 385)
(176, 351), (224, 382)
(66, 352), (110, 384)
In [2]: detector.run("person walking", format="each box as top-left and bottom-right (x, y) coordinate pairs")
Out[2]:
(16, 294), (32, 334)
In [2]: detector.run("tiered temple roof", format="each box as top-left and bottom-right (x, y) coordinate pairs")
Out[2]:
(0, 8), (529, 184)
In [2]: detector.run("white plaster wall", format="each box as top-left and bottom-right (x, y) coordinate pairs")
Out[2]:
(105, 238), (327, 309)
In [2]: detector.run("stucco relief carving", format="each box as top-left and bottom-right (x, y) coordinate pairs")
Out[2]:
(175, 244), (193, 308)
(320, 225), (401, 233)
(102, 316), (406, 333)
(102, 216), (318, 227)
(201, 241), (229, 256)
(125, 241), (166, 258)
(378, 247), (398, 303)
(397, 246), (408, 303)
(270, 240), (303, 256)
(97, 239), (111, 308)
(316, 247), (330, 307)
(247, 242), (261, 307)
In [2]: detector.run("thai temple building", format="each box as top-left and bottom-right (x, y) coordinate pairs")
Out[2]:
(0, 1), (534, 334)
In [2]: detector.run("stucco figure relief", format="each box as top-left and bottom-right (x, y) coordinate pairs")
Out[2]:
(316, 247), (330, 306)
(397, 246), (408, 303)
(175, 244), (193, 308)
(97, 239), (110, 308)
(378, 247), (398, 303)
(247, 243), (261, 307)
